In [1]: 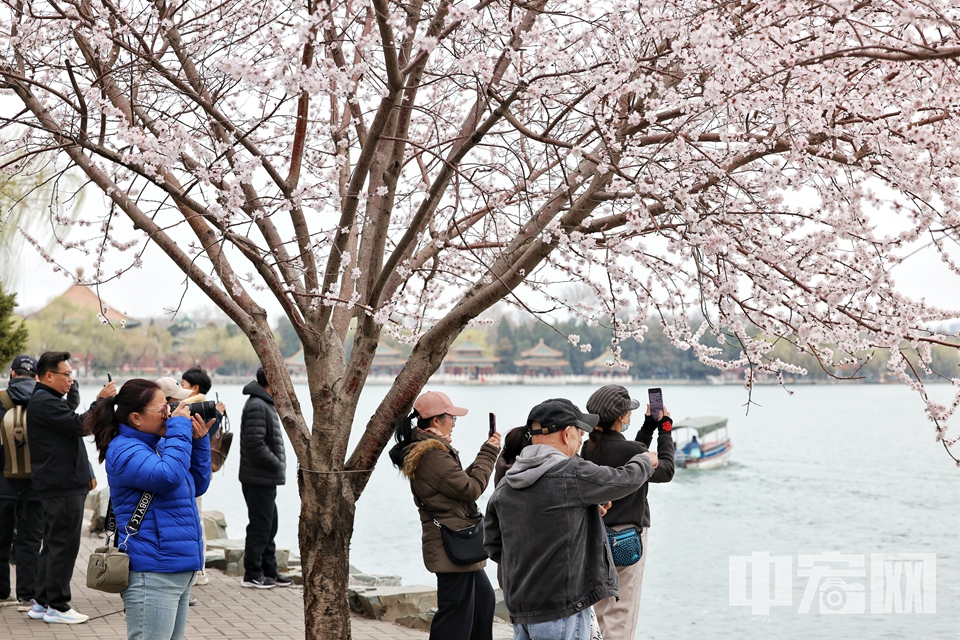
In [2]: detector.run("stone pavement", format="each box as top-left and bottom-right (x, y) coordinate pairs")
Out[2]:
(0, 511), (440, 640)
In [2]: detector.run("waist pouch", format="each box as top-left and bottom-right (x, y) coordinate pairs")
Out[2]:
(606, 526), (642, 567)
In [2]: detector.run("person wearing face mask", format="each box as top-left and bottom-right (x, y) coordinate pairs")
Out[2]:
(389, 391), (501, 640)
(580, 385), (676, 640)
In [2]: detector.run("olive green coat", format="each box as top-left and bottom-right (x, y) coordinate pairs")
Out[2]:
(401, 430), (499, 574)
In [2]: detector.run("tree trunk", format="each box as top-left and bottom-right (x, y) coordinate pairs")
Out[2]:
(299, 464), (356, 639)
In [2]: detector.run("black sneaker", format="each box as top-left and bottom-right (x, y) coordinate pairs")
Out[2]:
(269, 575), (293, 587)
(240, 576), (276, 589)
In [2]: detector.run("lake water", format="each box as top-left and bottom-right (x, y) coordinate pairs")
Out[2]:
(80, 381), (960, 638)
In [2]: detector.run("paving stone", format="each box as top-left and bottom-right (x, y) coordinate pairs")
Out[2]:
(0, 509), (514, 639)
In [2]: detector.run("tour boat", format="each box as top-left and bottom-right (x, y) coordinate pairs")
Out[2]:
(672, 416), (732, 470)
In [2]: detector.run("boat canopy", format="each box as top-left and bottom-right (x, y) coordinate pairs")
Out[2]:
(673, 416), (728, 437)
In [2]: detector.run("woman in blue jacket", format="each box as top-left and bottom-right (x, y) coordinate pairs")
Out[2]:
(87, 378), (212, 640)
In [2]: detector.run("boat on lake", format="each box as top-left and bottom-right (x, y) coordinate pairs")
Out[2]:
(672, 416), (732, 470)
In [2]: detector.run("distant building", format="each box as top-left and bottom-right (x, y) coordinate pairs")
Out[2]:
(441, 342), (499, 378)
(29, 282), (142, 375)
(583, 347), (632, 378)
(284, 348), (306, 375)
(285, 342), (408, 377)
(370, 343), (406, 377)
(168, 316), (197, 336)
(514, 339), (570, 377)
(40, 282), (141, 328)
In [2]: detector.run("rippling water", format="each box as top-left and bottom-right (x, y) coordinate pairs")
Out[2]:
(82, 381), (960, 638)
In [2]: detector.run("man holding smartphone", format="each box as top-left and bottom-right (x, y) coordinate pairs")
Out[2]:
(26, 352), (115, 624)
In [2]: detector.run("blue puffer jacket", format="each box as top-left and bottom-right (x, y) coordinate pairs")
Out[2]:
(106, 416), (211, 573)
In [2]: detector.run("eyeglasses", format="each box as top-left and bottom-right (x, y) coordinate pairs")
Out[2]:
(447, 415), (457, 423)
(143, 405), (170, 416)
(50, 370), (73, 378)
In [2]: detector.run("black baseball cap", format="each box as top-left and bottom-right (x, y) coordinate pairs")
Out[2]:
(11, 354), (37, 375)
(527, 398), (599, 435)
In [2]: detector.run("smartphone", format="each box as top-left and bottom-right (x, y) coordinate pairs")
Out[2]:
(488, 413), (496, 438)
(648, 388), (663, 415)
(107, 372), (112, 382)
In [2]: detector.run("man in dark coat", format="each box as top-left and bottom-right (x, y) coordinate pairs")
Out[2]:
(26, 352), (114, 624)
(238, 366), (288, 589)
(0, 355), (41, 610)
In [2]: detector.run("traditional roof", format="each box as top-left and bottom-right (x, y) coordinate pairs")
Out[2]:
(443, 341), (499, 364)
(583, 347), (632, 369)
(519, 339), (565, 359)
(514, 339), (569, 368)
(284, 348), (305, 367)
(373, 342), (407, 366)
(36, 283), (141, 328)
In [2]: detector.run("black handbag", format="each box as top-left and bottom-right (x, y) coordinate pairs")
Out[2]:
(416, 496), (488, 566)
(606, 526), (642, 567)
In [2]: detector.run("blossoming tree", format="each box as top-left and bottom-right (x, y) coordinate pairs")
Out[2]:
(3, 0), (960, 636)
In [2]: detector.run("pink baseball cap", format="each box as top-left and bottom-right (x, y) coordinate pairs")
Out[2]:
(413, 391), (468, 419)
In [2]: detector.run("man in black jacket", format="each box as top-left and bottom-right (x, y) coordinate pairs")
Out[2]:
(26, 352), (114, 625)
(238, 367), (289, 589)
(0, 355), (41, 610)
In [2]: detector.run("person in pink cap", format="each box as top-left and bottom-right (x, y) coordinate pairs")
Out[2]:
(389, 391), (501, 640)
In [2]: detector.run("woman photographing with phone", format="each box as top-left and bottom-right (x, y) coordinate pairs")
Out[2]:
(580, 385), (675, 640)
(389, 391), (501, 640)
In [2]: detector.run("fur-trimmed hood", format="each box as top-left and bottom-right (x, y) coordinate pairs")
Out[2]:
(401, 435), (453, 479)
(401, 427), (499, 575)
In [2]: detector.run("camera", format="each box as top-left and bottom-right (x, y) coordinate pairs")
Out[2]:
(818, 577), (865, 614)
(169, 400), (217, 422)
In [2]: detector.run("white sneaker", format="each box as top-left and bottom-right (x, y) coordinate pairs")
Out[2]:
(43, 607), (89, 624)
(26, 602), (46, 619)
(193, 571), (209, 586)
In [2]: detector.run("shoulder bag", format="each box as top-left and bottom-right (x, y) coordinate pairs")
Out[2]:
(210, 411), (233, 472)
(415, 495), (488, 566)
(86, 492), (154, 593)
(606, 525), (642, 567)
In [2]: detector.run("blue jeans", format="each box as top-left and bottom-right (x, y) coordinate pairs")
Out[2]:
(514, 609), (592, 640)
(122, 571), (194, 640)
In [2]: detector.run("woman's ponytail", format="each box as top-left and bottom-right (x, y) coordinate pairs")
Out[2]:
(583, 420), (615, 456)
(86, 396), (120, 463)
(86, 378), (161, 463)
(389, 409), (420, 469)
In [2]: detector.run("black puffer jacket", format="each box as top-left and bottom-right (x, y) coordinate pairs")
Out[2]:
(26, 381), (97, 498)
(238, 381), (285, 486)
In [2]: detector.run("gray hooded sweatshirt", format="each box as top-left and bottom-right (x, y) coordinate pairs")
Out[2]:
(484, 443), (654, 625)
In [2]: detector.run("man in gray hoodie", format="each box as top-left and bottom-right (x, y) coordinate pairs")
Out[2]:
(484, 398), (658, 639)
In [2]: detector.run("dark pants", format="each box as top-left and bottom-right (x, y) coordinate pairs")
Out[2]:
(35, 494), (85, 611)
(0, 496), (44, 601)
(241, 484), (278, 580)
(431, 570), (495, 640)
